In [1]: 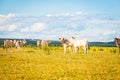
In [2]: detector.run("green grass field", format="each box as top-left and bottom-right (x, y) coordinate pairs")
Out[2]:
(0, 47), (120, 80)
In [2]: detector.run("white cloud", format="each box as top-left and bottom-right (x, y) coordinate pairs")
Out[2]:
(7, 13), (16, 18)
(53, 12), (74, 17)
(0, 27), (5, 31)
(63, 12), (74, 16)
(0, 13), (16, 23)
(1, 12), (120, 41)
(0, 23), (20, 32)
(20, 22), (47, 32)
(76, 11), (83, 15)
(46, 14), (52, 17)
(31, 22), (46, 32)
(8, 24), (18, 31)
(20, 27), (29, 32)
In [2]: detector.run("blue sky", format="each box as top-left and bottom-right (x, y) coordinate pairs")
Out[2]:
(0, 0), (120, 41)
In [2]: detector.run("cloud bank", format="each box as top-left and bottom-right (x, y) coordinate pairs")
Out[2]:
(0, 12), (120, 41)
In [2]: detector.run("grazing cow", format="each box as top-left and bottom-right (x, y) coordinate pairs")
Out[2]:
(114, 37), (120, 53)
(4, 40), (15, 51)
(37, 40), (42, 47)
(70, 37), (88, 54)
(59, 38), (73, 54)
(41, 40), (51, 48)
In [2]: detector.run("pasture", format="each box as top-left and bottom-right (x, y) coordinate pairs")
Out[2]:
(0, 46), (120, 80)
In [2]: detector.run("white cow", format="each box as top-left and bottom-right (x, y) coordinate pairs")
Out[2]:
(14, 40), (27, 49)
(41, 40), (51, 48)
(70, 37), (89, 54)
(37, 40), (42, 48)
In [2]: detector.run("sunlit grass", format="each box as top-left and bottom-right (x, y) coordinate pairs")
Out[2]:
(0, 47), (120, 80)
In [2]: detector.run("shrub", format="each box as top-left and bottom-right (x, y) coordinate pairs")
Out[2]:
(98, 48), (104, 51)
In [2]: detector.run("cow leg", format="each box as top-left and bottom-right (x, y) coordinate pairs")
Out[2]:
(87, 45), (89, 53)
(74, 47), (77, 53)
(84, 47), (87, 54)
(76, 47), (79, 53)
(64, 46), (66, 54)
(84, 46), (87, 54)
(10, 47), (12, 53)
(69, 47), (72, 53)
(86, 47), (88, 54)
(5, 47), (7, 51)
(5, 47), (7, 53)
(77, 47), (79, 52)
(84, 45), (88, 54)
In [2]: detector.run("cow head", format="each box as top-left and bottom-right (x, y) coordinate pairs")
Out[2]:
(22, 40), (27, 44)
(72, 37), (76, 39)
(59, 38), (64, 41)
(47, 40), (51, 44)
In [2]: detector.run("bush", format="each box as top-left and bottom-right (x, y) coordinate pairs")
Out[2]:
(98, 48), (104, 51)
(109, 49), (117, 53)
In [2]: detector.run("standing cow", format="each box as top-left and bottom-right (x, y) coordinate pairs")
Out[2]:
(4, 40), (15, 51)
(114, 37), (120, 53)
(41, 40), (51, 49)
(59, 38), (73, 54)
(14, 39), (27, 49)
(70, 37), (89, 54)
(37, 40), (42, 48)
(19, 40), (27, 47)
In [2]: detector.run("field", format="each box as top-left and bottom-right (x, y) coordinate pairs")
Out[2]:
(0, 46), (120, 80)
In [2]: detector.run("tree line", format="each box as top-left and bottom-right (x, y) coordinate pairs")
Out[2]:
(0, 38), (116, 47)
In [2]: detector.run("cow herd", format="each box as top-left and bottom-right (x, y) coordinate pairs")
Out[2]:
(3, 39), (51, 52)
(4, 39), (27, 51)
(59, 37), (88, 54)
(3, 37), (120, 53)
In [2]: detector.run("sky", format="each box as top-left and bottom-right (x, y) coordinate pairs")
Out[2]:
(0, 0), (120, 41)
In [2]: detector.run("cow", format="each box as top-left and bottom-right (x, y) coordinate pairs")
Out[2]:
(114, 37), (120, 53)
(41, 40), (51, 49)
(14, 40), (20, 49)
(4, 39), (27, 52)
(19, 40), (27, 47)
(70, 37), (89, 54)
(59, 38), (73, 54)
(3, 40), (15, 51)
(37, 40), (42, 48)
(14, 39), (27, 49)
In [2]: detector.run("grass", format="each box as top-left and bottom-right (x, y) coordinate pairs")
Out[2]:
(0, 46), (120, 80)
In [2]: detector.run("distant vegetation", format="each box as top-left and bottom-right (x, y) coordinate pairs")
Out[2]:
(0, 38), (116, 47)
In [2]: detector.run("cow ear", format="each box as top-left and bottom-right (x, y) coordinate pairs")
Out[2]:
(72, 37), (75, 39)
